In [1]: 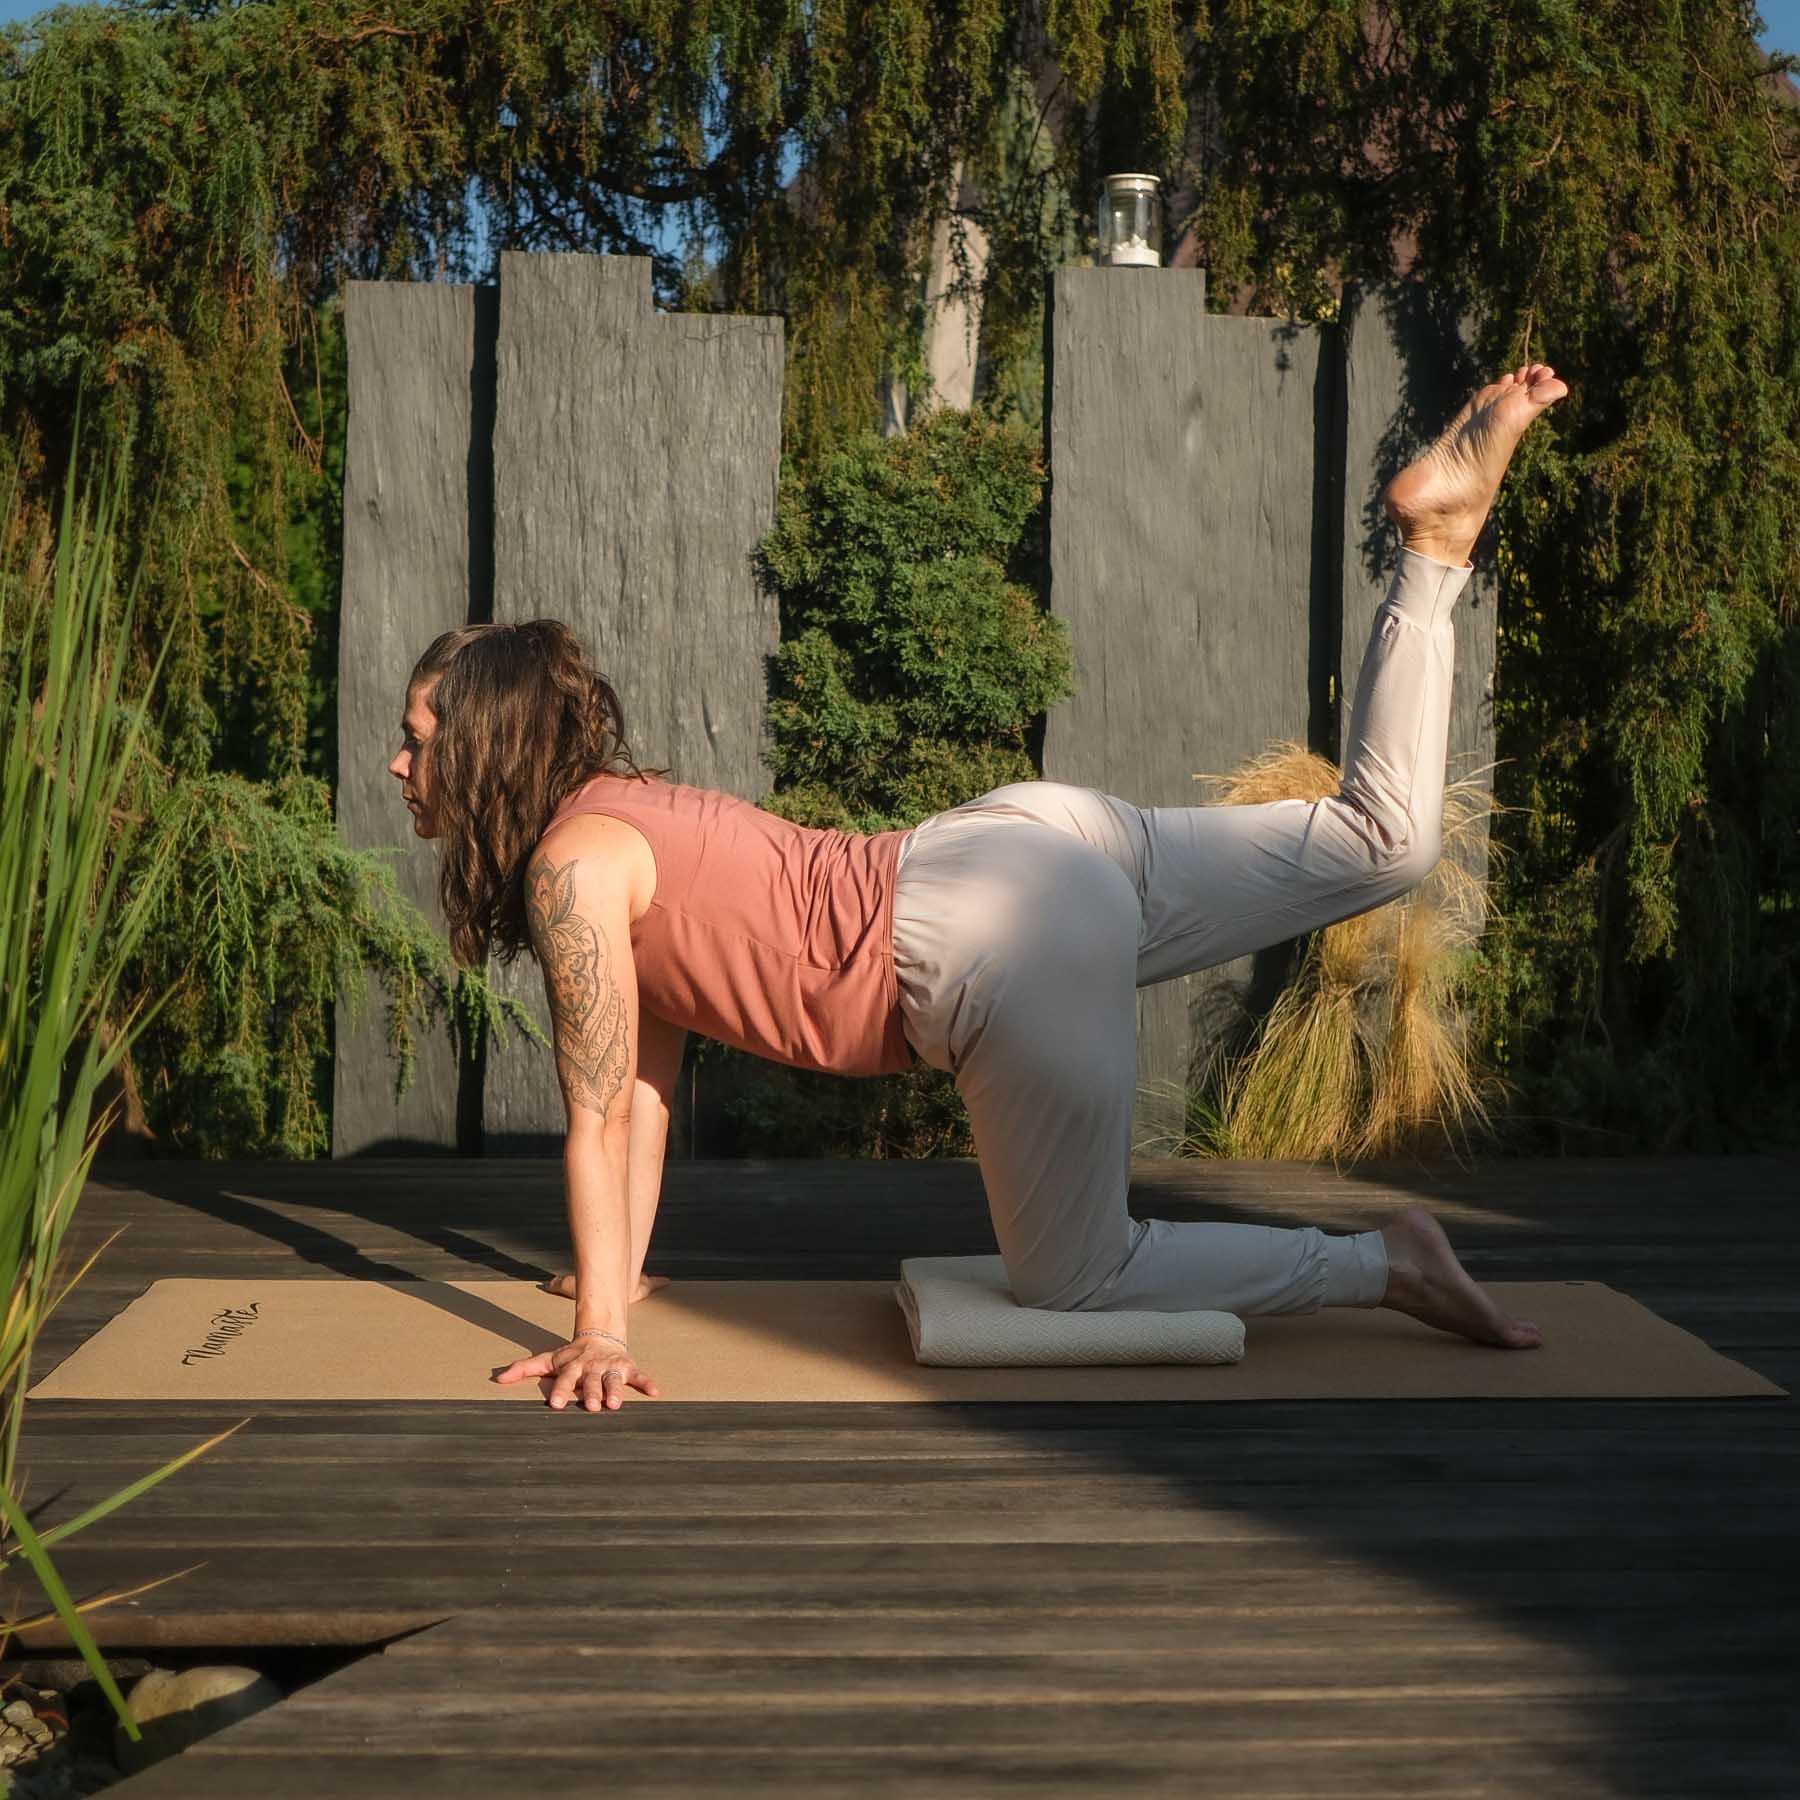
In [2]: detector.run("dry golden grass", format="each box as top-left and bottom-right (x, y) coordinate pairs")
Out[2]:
(1183, 743), (1502, 1162)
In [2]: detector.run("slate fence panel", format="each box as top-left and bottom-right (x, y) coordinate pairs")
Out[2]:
(480, 252), (786, 1151)
(1040, 273), (1495, 1149)
(332, 281), (495, 1156)
(334, 256), (1493, 1160)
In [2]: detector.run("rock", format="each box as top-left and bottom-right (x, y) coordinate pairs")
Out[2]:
(0, 1691), (65, 1798)
(112, 1664), (282, 1775)
(4, 1697), (42, 1728)
(0, 1685), (64, 1751)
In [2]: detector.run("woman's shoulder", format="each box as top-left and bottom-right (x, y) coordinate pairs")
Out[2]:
(534, 783), (662, 920)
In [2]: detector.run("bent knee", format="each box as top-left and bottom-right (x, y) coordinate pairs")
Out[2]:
(1380, 827), (1442, 895)
(1341, 790), (1442, 895)
(1005, 1254), (1122, 1313)
(1007, 1269), (1086, 1312)
(1334, 786), (1442, 896)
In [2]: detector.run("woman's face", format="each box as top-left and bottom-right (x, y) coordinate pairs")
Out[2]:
(388, 678), (441, 839)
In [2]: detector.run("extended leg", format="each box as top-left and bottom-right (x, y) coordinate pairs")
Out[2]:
(1134, 362), (1570, 985)
(1133, 543), (1465, 986)
(1117, 366), (1569, 1345)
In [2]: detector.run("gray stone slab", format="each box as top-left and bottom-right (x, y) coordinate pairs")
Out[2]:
(1338, 284), (1497, 884)
(484, 253), (785, 1148)
(333, 282), (496, 1156)
(1042, 269), (1326, 1147)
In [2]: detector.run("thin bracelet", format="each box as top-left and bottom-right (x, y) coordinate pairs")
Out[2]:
(573, 1327), (628, 1354)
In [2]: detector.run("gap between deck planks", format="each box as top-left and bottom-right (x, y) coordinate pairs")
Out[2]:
(7, 1156), (1796, 1797)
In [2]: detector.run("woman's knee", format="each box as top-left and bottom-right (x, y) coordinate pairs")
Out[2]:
(1334, 787), (1443, 897)
(1007, 1270), (1082, 1312)
(1377, 817), (1443, 896)
(1004, 1245), (1121, 1312)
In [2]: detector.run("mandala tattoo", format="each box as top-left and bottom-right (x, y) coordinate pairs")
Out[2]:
(525, 855), (630, 1119)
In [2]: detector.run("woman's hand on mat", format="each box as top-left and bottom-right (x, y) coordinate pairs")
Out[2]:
(540, 1272), (670, 1303)
(492, 1338), (660, 1412)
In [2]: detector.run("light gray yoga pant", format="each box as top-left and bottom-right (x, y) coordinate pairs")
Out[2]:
(889, 547), (1473, 1316)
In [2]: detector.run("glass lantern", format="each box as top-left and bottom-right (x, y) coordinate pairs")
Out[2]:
(1098, 173), (1162, 267)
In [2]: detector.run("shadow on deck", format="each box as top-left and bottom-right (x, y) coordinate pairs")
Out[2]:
(7, 1153), (1795, 1797)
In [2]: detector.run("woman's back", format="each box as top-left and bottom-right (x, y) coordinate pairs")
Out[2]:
(547, 773), (915, 1077)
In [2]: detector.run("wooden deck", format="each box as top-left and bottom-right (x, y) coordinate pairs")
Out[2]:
(6, 1155), (1795, 1796)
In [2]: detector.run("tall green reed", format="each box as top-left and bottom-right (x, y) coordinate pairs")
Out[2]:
(0, 433), (244, 1744)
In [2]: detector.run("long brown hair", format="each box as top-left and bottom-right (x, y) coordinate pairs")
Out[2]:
(407, 620), (666, 968)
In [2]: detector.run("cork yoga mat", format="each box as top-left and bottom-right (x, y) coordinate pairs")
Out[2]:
(26, 1278), (1784, 1402)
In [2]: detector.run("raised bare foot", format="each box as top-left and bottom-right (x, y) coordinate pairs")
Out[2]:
(1383, 362), (1569, 565)
(540, 1272), (670, 1303)
(1378, 1206), (1542, 1349)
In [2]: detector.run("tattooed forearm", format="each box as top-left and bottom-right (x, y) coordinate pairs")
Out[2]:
(525, 855), (630, 1119)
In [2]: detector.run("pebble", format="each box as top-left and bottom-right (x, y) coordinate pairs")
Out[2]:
(112, 1664), (283, 1775)
(0, 1686), (65, 1762)
(0, 1681), (118, 1799)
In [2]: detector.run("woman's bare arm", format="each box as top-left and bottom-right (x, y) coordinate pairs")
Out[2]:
(524, 842), (639, 1341)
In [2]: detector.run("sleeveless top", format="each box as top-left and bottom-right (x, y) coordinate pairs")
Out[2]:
(543, 772), (917, 1078)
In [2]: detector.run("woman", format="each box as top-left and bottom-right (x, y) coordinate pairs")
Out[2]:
(391, 363), (1566, 1416)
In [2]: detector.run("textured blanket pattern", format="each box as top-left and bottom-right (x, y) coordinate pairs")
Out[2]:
(894, 1254), (1246, 1367)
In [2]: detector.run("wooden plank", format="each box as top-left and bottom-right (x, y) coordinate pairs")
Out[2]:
(23, 1409), (1797, 1459)
(19, 1482), (1797, 1540)
(78, 1149), (1800, 1207)
(12, 1159), (1795, 1796)
(13, 1532), (1798, 1653)
(115, 1689), (1797, 1765)
(109, 1738), (1800, 1800)
(17, 1548), (1800, 1624)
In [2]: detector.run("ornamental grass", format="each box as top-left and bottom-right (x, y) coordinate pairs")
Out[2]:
(1163, 743), (1502, 1163)
(0, 434), (246, 1749)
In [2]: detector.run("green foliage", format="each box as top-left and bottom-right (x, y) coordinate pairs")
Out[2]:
(758, 407), (1074, 833)
(0, 0), (1131, 1154)
(1, 433), (172, 1470)
(0, 427), (537, 1165)
(712, 406), (1074, 1157)
(1, 0), (1795, 1151)
(1177, 4), (1800, 1147)
(0, 0), (1098, 776)
(119, 766), (541, 1158)
(0, 436), (212, 1741)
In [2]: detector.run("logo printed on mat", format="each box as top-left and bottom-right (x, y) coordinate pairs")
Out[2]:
(181, 1303), (261, 1366)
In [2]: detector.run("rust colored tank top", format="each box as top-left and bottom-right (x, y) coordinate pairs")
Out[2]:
(545, 772), (916, 1077)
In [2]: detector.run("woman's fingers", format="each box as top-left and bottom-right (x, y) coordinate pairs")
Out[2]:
(501, 1339), (660, 1411)
(543, 1354), (661, 1411)
(547, 1354), (590, 1411)
(492, 1350), (557, 1384)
